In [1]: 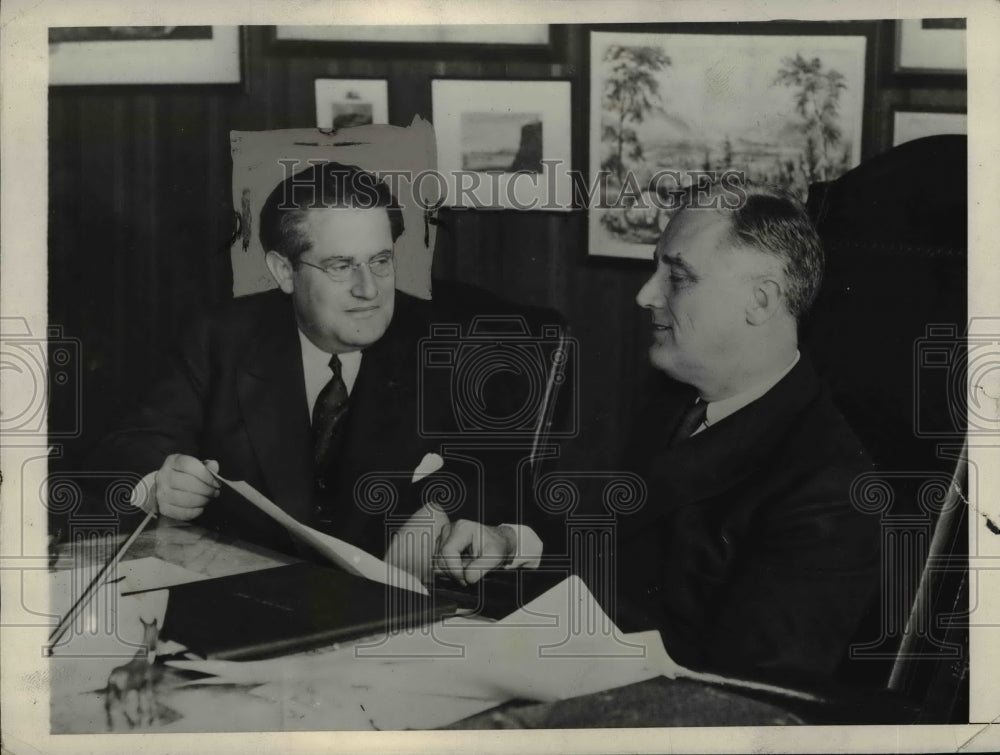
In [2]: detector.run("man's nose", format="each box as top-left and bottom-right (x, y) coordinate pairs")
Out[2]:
(350, 264), (379, 299)
(636, 275), (664, 309)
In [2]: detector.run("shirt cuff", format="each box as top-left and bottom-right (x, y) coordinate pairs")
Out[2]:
(499, 523), (543, 570)
(130, 471), (158, 516)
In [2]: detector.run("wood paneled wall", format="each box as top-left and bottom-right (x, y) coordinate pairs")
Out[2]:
(48, 23), (966, 473)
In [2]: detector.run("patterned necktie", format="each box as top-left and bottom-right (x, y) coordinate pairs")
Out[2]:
(668, 399), (707, 447)
(312, 354), (350, 469)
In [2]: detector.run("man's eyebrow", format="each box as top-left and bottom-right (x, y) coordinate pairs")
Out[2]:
(659, 253), (697, 276)
(316, 249), (392, 264)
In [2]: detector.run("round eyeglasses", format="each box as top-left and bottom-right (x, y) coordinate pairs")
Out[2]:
(295, 252), (395, 283)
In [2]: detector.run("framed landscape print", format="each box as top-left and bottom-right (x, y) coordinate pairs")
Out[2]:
(894, 18), (966, 75)
(48, 25), (242, 85)
(588, 28), (868, 258)
(314, 78), (389, 132)
(432, 78), (573, 211)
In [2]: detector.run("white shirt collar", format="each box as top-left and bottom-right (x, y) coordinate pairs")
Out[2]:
(701, 350), (801, 430)
(298, 330), (362, 417)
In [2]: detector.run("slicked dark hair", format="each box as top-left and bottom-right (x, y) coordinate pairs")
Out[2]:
(258, 161), (405, 262)
(680, 180), (824, 321)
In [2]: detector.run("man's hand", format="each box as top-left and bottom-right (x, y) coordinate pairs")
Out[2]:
(153, 454), (220, 520)
(384, 503), (450, 584)
(436, 520), (517, 586)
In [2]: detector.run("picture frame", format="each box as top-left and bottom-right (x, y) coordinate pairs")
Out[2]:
(48, 25), (243, 86)
(894, 18), (967, 75)
(587, 23), (873, 259)
(431, 78), (573, 211)
(314, 78), (390, 132)
(269, 24), (566, 61)
(891, 106), (968, 147)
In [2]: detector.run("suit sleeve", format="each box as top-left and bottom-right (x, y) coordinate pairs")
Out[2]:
(87, 315), (213, 479)
(701, 476), (881, 685)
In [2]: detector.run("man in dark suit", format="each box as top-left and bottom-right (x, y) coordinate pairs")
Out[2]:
(91, 162), (536, 571)
(613, 181), (880, 686)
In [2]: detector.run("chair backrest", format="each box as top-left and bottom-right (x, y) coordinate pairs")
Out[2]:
(426, 277), (574, 469)
(803, 135), (968, 716)
(804, 134), (967, 472)
(423, 277), (574, 550)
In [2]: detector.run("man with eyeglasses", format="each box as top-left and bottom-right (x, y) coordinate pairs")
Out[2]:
(94, 162), (533, 568)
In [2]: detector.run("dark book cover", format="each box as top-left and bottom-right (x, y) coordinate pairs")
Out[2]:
(159, 562), (464, 660)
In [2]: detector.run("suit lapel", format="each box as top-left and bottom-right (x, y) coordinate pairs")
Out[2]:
(631, 358), (824, 528)
(331, 296), (426, 549)
(236, 295), (314, 523)
(345, 293), (424, 471)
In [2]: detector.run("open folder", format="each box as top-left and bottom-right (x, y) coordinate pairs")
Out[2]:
(211, 472), (428, 595)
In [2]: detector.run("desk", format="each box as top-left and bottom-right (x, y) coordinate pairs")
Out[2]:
(49, 516), (878, 732)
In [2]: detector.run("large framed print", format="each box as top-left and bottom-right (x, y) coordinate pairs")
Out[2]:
(892, 107), (968, 147)
(894, 18), (967, 75)
(270, 24), (565, 61)
(49, 25), (242, 85)
(314, 78), (390, 132)
(432, 78), (573, 211)
(588, 27), (869, 259)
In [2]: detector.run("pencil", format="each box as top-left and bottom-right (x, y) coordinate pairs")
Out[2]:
(45, 509), (156, 656)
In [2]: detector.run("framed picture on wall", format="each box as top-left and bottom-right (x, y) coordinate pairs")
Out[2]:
(894, 18), (967, 75)
(48, 25), (243, 85)
(431, 78), (573, 211)
(270, 25), (565, 60)
(892, 107), (967, 147)
(587, 25), (871, 259)
(314, 78), (390, 132)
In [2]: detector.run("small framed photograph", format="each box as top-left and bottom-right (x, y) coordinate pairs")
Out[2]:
(49, 25), (243, 86)
(892, 107), (967, 147)
(894, 18), (966, 75)
(314, 78), (390, 132)
(271, 25), (565, 61)
(431, 78), (573, 211)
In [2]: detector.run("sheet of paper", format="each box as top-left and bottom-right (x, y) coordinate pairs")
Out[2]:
(211, 473), (428, 596)
(116, 556), (211, 593)
(47, 556), (204, 620)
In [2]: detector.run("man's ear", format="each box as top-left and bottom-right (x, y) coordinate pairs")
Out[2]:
(746, 276), (784, 326)
(265, 251), (295, 294)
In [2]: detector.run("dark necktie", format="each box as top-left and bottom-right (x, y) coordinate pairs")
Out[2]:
(312, 355), (350, 470)
(668, 399), (707, 447)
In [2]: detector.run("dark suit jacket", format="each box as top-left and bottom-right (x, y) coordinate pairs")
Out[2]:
(89, 289), (490, 558)
(612, 357), (880, 686)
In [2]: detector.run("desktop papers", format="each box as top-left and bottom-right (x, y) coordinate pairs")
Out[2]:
(211, 473), (428, 596)
(168, 575), (685, 730)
